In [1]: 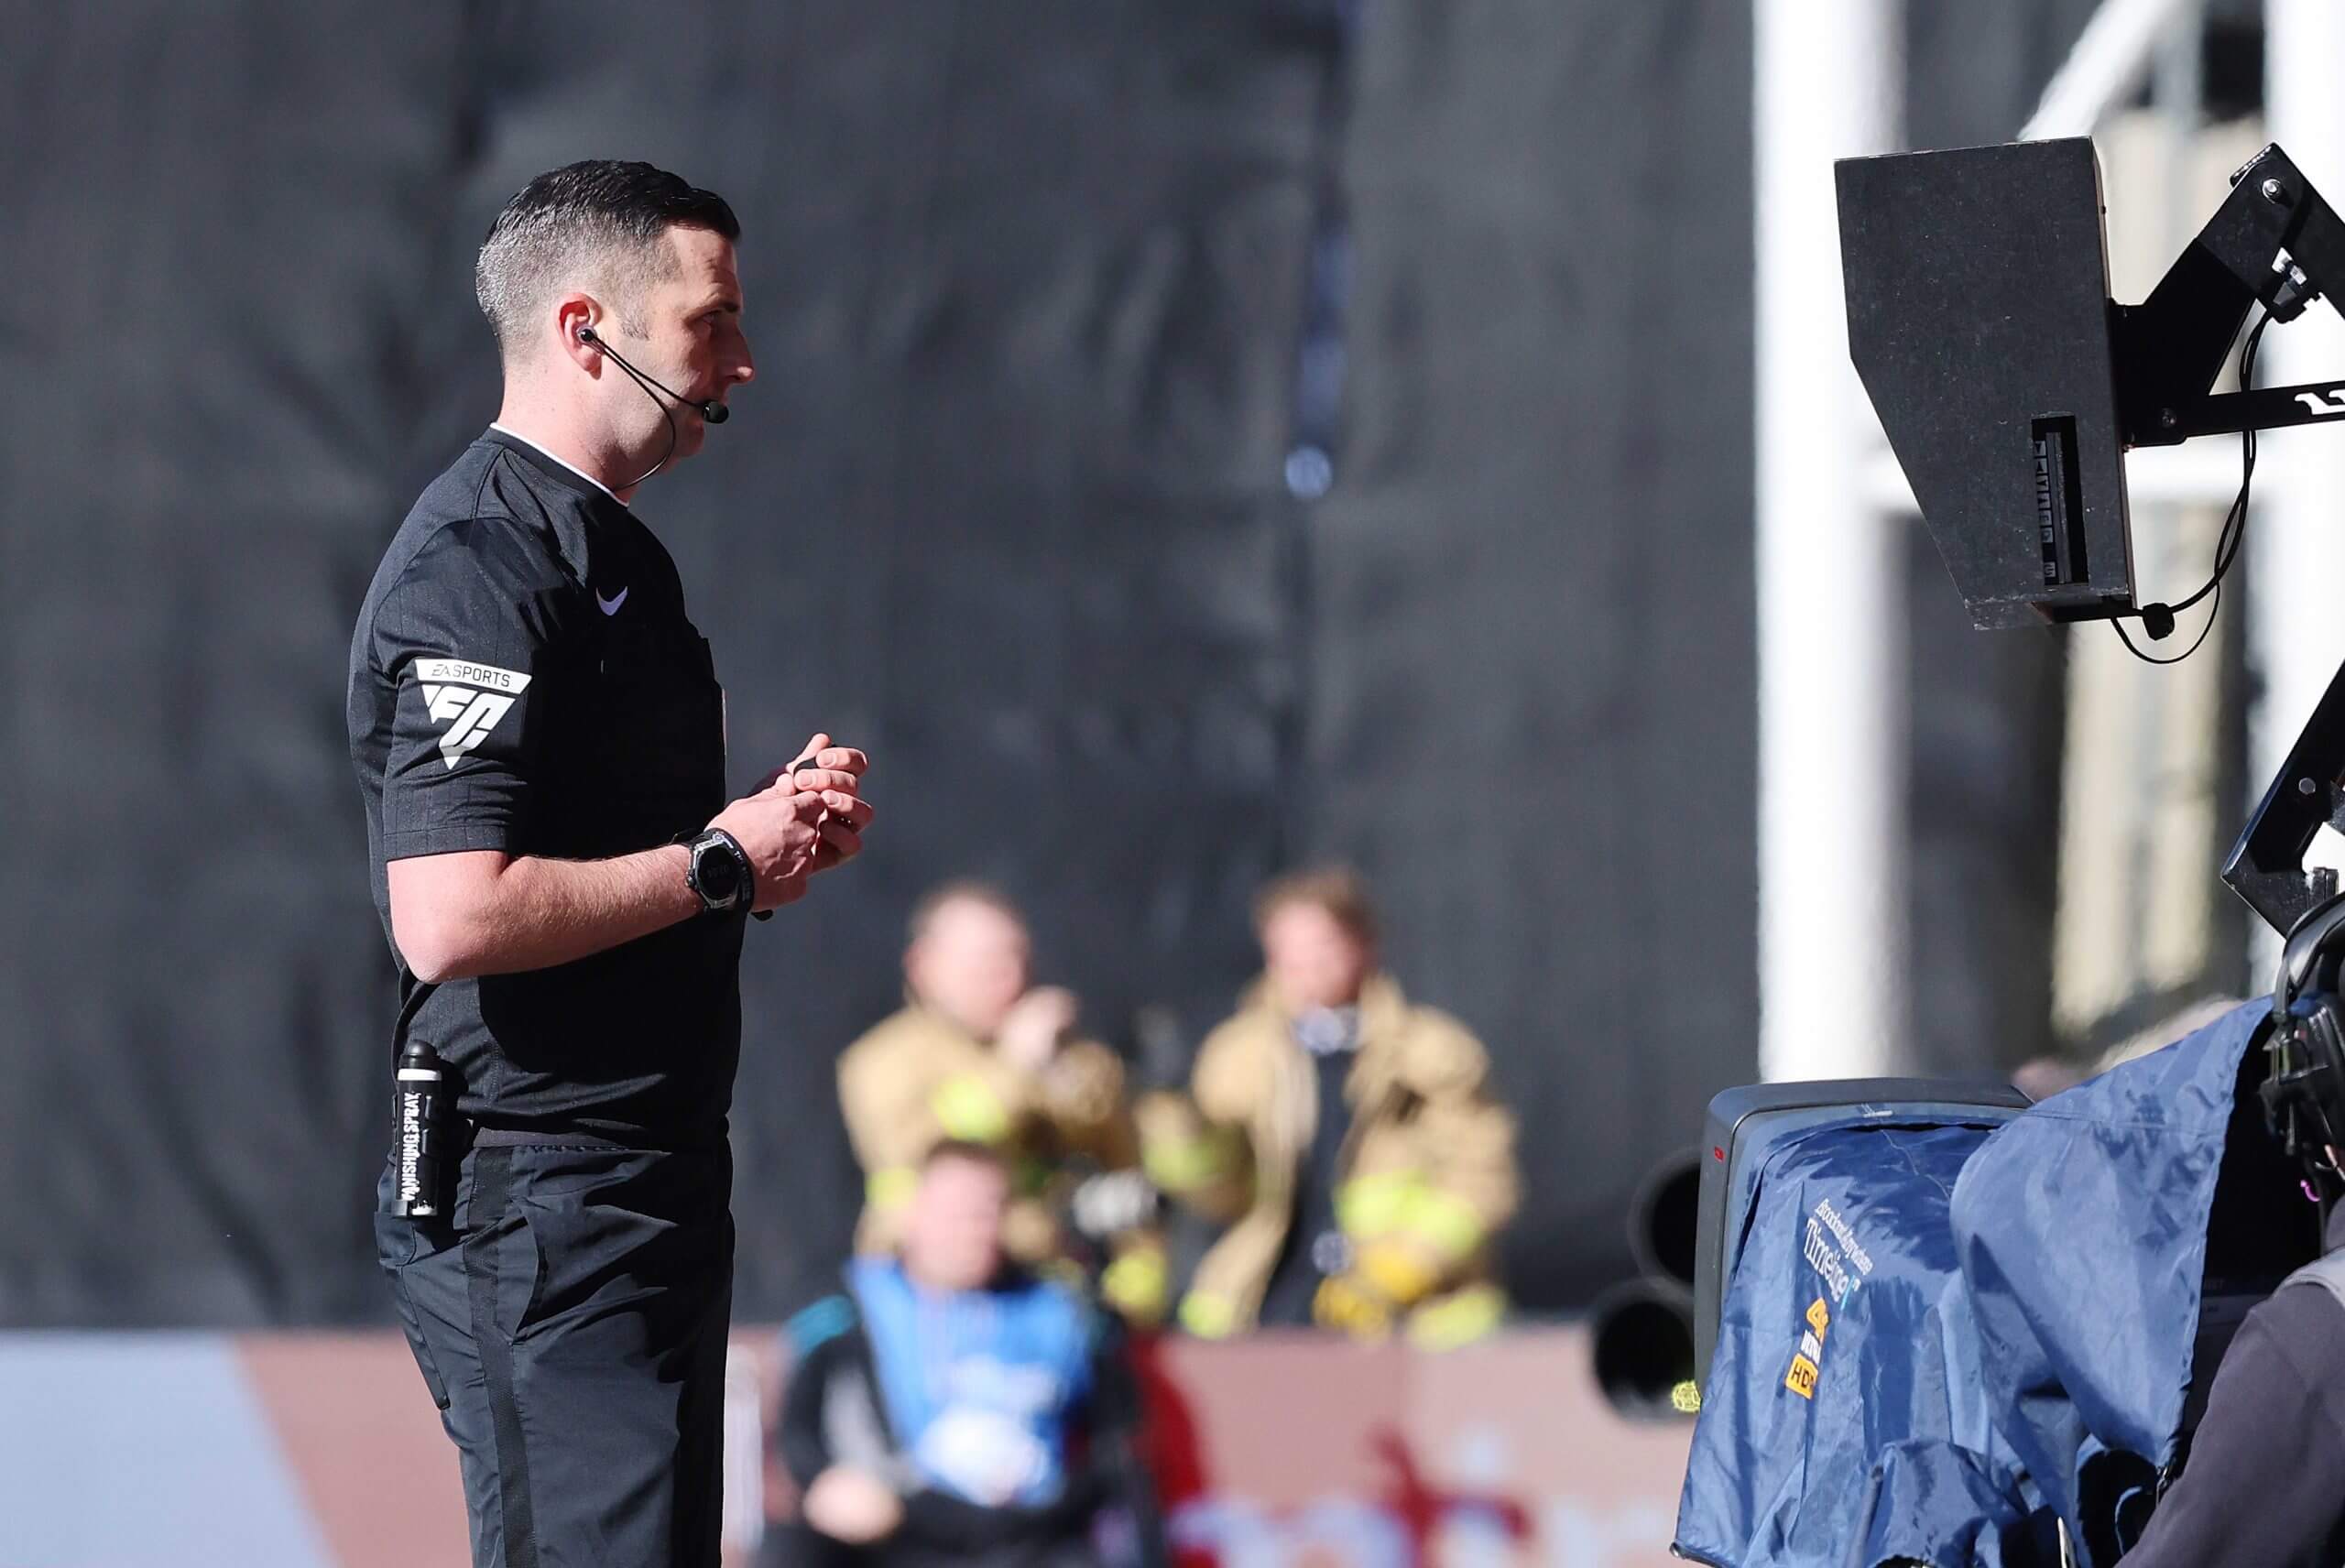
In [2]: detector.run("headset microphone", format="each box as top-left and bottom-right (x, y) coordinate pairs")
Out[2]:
(576, 324), (728, 423)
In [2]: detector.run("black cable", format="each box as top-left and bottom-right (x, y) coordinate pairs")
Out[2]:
(2111, 579), (2224, 666)
(577, 324), (720, 492)
(602, 352), (682, 492)
(2112, 310), (2271, 666)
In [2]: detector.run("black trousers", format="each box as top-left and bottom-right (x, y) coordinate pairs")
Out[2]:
(376, 1139), (736, 1568)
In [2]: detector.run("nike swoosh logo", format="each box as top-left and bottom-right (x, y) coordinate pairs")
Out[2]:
(596, 586), (629, 615)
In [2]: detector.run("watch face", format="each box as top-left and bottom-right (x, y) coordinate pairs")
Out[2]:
(696, 839), (742, 904)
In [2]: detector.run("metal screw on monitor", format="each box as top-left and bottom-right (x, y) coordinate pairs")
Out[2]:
(2263, 177), (2290, 204)
(2301, 777), (2320, 797)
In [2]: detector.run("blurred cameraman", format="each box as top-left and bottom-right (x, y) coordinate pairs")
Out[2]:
(1151, 868), (1519, 1347)
(2118, 1121), (2345, 1566)
(838, 882), (1167, 1323)
(778, 1141), (1119, 1568)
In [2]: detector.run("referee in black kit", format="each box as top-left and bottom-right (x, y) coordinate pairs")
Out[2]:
(346, 161), (873, 1567)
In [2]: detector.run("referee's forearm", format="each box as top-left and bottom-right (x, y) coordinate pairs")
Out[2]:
(395, 845), (702, 981)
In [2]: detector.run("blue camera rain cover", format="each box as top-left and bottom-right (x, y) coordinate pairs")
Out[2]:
(1674, 1112), (2032, 1568)
(1674, 1000), (2274, 1568)
(1948, 998), (2272, 1564)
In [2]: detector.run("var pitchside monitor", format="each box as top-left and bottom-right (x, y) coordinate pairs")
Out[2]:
(1837, 138), (2136, 631)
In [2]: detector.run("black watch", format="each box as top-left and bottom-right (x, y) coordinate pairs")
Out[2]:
(683, 828), (755, 915)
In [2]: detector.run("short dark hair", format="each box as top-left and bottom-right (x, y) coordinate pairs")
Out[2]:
(906, 879), (1026, 947)
(475, 160), (740, 359)
(1254, 866), (1380, 947)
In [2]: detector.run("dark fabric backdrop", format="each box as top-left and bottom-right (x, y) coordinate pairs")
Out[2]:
(1301, 0), (1758, 1305)
(0, 0), (2088, 1325)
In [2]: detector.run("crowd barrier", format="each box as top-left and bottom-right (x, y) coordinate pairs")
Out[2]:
(0, 1324), (1689, 1567)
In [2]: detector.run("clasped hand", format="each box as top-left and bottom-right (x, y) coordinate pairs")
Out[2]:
(707, 731), (874, 911)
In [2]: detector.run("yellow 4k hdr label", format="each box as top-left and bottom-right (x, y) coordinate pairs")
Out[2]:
(1784, 1354), (1820, 1399)
(1806, 1297), (1831, 1340)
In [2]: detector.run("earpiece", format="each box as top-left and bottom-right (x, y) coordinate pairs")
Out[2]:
(2263, 892), (2345, 1171)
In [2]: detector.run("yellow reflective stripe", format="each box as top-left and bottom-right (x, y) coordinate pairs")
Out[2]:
(930, 1073), (1011, 1143)
(1399, 1185), (1486, 1260)
(1179, 1290), (1239, 1339)
(1101, 1251), (1171, 1320)
(866, 1167), (917, 1212)
(1142, 1131), (1232, 1192)
(1336, 1171), (1422, 1239)
(1354, 1240), (1439, 1306)
(1405, 1283), (1506, 1351)
(1313, 1273), (1395, 1338)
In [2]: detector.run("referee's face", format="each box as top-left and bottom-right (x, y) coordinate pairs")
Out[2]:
(626, 223), (754, 462)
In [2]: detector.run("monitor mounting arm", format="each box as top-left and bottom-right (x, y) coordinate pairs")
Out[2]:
(2180, 149), (2345, 939)
(2119, 145), (2345, 448)
(2227, 659), (2345, 937)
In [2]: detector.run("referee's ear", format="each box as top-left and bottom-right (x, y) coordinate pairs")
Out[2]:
(554, 295), (601, 372)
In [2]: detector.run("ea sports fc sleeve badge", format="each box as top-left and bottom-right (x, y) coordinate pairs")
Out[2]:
(413, 658), (532, 769)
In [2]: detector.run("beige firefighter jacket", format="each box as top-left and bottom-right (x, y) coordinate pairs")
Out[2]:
(1165, 975), (1519, 1348)
(835, 1002), (1164, 1316)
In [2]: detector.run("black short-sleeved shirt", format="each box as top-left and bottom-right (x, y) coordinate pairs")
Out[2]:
(347, 428), (743, 1144)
